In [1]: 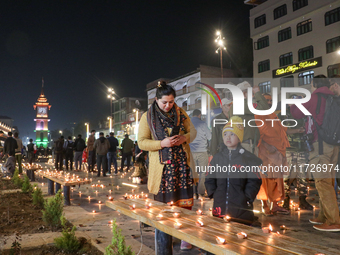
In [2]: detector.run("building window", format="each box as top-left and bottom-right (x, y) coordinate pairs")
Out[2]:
(258, 59), (270, 73)
(327, 63), (340, 77)
(293, 0), (308, 11)
(274, 4), (287, 20)
(326, 36), (340, 53)
(255, 14), (266, 28)
(297, 19), (312, 36)
(259, 81), (271, 93)
(256, 36), (269, 50)
(278, 27), (291, 42)
(298, 45), (314, 61)
(298, 71), (314, 86)
(121, 99), (126, 109)
(279, 52), (293, 67)
(280, 76), (294, 88)
(325, 7), (340, 26)
(121, 111), (126, 122)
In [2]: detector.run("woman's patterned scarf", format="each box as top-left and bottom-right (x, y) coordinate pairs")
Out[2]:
(147, 100), (185, 163)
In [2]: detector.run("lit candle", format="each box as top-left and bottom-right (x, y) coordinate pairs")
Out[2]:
(174, 222), (182, 229)
(280, 225), (286, 230)
(98, 201), (102, 204)
(132, 189), (135, 193)
(262, 224), (273, 233)
(195, 220), (204, 227)
(223, 215), (231, 223)
(196, 209), (203, 215)
(145, 203), (151, 209)
(237, 232), (247, 239)
(92, 210), (96, 213)
(129, 204), (135, 210)
(109, 189), (112, 193)
(216, 236), (226, 245)
(108, 196), (113, 201)
(156, 214), (163, 220)
(116, 185), (120, 190)
(173, 213), (180, 218)
(170, 201), (174, 206)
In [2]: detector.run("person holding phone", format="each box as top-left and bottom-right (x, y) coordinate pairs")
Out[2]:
(138, 80), (197, 250)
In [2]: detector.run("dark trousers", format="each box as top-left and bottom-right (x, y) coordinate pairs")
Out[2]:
(107, 151), (117, 174)
(121, 151), (132, 170)
(88, 150), (96, 171)
(55, 152), (63, 170)
(28, 152), (34, 164)
(97, 154), (107, 177)
(65, 152), (74, 170)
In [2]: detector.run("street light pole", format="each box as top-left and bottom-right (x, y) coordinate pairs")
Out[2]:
(133, 108), (139, 140)
(107, 88), (116, 119)
(85, 123), (89, 141)
(215, 31), (227, 79)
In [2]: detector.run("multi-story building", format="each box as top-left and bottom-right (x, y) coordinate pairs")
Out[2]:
(111, 97), (147, 141)
(246, 0), (340, 92)
(146, 65), (238, 127)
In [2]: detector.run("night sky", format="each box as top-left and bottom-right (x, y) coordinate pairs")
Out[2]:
(0, 0), (252, 141)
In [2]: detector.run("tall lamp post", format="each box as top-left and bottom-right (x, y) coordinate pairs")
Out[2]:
(85, 123), (89, 141)
(133, 108), (139, 140)
(107, 88), (116, 119)
(59, 130), (62, 136)
(215, 31), (227, 79)
(107, 116), (112, 133)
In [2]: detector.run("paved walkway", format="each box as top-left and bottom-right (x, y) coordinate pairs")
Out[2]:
(2, 161), (340, 254)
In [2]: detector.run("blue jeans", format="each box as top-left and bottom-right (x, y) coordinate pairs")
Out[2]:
(107, 151), (117, 174)
(96, 154), (107, 177)
(74, 151), (82, 170)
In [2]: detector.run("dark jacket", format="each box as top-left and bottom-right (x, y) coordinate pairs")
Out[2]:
(4, 137), (18, 155)
(74, 138), (86, 152)
(107, 136), (119, 152)
(121, 137), (134, 154)
(94, 137), (110, 155)
(205, 143), (262, 224)
(290, 86), (334, 143)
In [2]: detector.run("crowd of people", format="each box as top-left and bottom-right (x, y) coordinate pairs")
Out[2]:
(52, 132), (141, 177)
(1, 75), (340, 251)
(136, 76), (340, 250)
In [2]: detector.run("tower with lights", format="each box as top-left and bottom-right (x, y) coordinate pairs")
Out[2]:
(33, 78), (51, 148)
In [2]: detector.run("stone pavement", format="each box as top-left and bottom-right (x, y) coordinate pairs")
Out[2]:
(3, 161), (340, 254)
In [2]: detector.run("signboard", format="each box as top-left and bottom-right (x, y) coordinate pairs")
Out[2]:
(272, 57), (322, 78)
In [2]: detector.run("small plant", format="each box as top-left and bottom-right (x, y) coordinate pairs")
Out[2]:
(21, 175), (33, 193)
(9, 232), (21, 255)
(42, 190), (64, 231)
(12, 169), (23, 188)
(54, 215), (81, 253)
(33, 185), (45, 209)
(105, 219), (134, 255)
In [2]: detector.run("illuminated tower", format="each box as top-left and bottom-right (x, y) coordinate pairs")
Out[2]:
(33, 78), (51, 148)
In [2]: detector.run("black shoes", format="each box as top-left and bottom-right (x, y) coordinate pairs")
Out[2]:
(299, 196), (313, 210)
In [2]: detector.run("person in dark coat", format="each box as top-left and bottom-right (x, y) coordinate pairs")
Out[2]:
(205, 116), (262, 225)
(4, 132), (18, 157)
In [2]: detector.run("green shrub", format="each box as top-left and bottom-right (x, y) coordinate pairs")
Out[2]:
(33, 186), (45, 209)
(21, 175), (33, 193)
(54, 216), (81, 253)
(105, 219), (134, 255)
(12, 169), (23, 188)
(42, 190), (64, 231)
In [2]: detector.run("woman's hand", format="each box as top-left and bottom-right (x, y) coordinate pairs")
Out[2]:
(160, 137), (179, 148)
(172, 135), (186, 146)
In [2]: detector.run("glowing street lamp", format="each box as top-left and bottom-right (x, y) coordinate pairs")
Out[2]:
(107, 116), (112, 133)
(85, 123), (89, 140)
(133, 108), (139, 140)
(59, 130), (62, 136)
(215, 30), (227, 79)
(107, 88), (116, 119)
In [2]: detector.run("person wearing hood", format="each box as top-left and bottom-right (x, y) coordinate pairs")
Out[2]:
(94, 132), (110, 177)
(205, 116), (262, 225)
